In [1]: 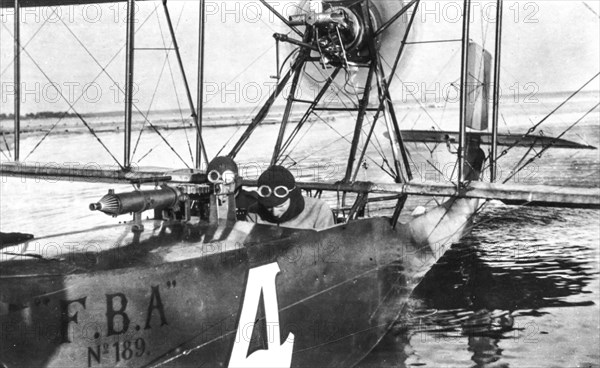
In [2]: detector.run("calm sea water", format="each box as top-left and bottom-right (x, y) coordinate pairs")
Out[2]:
(1, 96), (599, 367)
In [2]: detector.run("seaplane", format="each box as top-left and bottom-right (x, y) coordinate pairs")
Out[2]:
(0, 0), (598, 367)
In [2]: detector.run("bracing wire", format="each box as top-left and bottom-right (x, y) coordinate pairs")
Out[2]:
(503, 103), (599, 184)
(213, 46), (287, 158)
(282, 54), (398, 180)
(1, 133), (13, 160)
(133, 3), (195, 165)
(21, 6), (161, 162)
(480, 3), (491, 50)
(132, 4), (176, 161)
(311, 65), (390, 160)
(301, 65), (393, 171)
(50, 4), (190, 168)
(582, 1), (600, 19)
(0, 7), (58, 79)
(293, 112), (397, 181)
(161, 4), (194, 164)
(2, 22), (124, 168)
(380, 56), (444, 132)
(480, 72), (599, 175)
(0, 149), (10, 161)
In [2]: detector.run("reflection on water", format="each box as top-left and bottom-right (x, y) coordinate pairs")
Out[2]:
(359, 206), (599, 367)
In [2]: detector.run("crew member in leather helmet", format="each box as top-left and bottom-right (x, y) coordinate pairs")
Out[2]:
(247, 165), (334, 229)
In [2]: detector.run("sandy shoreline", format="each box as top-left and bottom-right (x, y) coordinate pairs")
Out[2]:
(0, 111), (337, 137)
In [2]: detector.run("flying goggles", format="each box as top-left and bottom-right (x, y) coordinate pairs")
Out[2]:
(208, 170), (236, 184)
(257, 185), (296, 198)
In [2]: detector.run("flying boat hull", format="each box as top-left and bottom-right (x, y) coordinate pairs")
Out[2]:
(0, 196), (478, 367)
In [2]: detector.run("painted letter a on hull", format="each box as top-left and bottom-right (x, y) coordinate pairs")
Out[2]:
(228, 262), (294, 368)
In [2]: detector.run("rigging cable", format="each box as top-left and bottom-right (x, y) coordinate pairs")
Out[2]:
(2, 24), (124, 168)
(402, 48), (461, 187)
(380, 57), (444, 132)
(297, 65), (394, 175)
(213, 4), (313, 157)
(479, 72), (599, 175)
(0, 6), (59, 79)
(279, 116), (320, 164)
(503, 102), (599, 184)
(480, 3), (491, 50)
(500, 113), (511, 135)
(1, 132), (13, 160)
(272, 58), (392, 171)
(276, 65), (337, 157)
(432, 48), (462, 127)
(134, 4), (195, 165)
(0, 149), (10, 161)
(293, 112), (396, 181)
(314, 61), (359, 107)
(205, 45), (275, 105)
(132, 4), (180, 161)
(494, 63), (595, 173)
(53, 5), (190, 168)
(582, 2), (600, 19)
(212, 46), (290, 157)
(312, 64), (390, 161)
(21, 6), (161, 161)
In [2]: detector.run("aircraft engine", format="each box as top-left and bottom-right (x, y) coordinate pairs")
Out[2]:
(288, 1), (381, 64)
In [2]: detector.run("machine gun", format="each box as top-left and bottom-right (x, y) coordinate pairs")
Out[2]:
(89, 157), (241, 232)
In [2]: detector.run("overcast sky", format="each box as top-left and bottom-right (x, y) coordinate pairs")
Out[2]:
(0, 0), (598, 115)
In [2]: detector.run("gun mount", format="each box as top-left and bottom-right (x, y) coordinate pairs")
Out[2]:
(89, 157), (242, 233)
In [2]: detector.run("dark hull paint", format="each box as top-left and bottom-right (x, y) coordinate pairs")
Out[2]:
(0, 198), (478, 367)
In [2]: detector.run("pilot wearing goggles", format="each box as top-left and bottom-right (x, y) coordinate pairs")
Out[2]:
(247, 165), (334, 230)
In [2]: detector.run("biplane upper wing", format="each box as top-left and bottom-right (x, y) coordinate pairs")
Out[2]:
(0, 0), (147, 8)
(0, 161), (204, 184)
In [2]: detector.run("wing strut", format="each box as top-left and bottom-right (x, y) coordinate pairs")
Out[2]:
(13, 0), (20, 161)
(490, 0), (503, 182)
(458, 0), (472, 184)
(196, 0), (208, 169)
(124, 0), (136, 168)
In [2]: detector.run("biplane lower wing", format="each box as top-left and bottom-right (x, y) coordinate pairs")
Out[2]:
(377, 181), (600, 209)
(240, 179), (600, 210)
(395, 130), (596, 149)
(2, 162), (598, 209)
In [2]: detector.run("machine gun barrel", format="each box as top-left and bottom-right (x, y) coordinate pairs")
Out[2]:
(90, 186), (182, 216)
